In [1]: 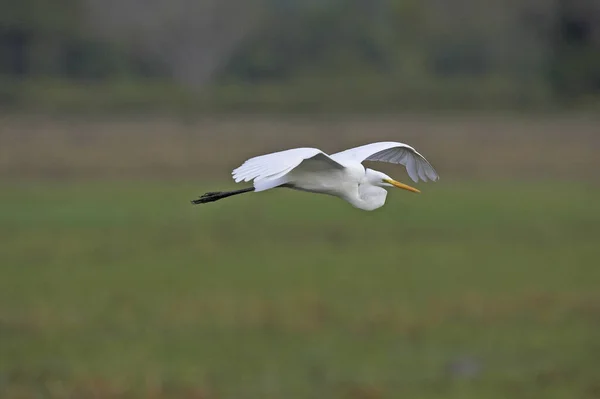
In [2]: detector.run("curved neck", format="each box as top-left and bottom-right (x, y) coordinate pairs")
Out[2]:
(346, 185), (387, 211)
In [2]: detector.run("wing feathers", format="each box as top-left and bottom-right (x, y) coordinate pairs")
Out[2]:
(331, 141), (439, 183)
(232, 147), (343, 183)
(231, 142), (439, 186)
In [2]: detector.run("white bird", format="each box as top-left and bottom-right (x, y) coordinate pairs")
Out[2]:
(192, 141), (439, 211)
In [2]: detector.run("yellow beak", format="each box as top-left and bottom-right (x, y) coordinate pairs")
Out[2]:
(384, 178), (420, 193)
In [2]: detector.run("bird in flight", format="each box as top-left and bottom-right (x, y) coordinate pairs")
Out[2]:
(192, 141), (439, 211)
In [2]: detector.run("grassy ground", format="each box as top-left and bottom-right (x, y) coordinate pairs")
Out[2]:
(1, 179), (599, 398)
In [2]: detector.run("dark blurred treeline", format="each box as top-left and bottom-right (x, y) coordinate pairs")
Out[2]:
(1, 0), (599, 112)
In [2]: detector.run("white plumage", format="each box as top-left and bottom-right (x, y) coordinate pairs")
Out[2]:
(193, 141), (439, 211)
(330, 141), (439, 183)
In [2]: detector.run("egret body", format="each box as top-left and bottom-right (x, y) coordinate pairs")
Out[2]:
(192, 141), (439, 211)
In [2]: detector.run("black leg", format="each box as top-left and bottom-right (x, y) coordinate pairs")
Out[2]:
(191, 187), (255, 205)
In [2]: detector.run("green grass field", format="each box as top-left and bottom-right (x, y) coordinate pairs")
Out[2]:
(1, 180), (599, 398)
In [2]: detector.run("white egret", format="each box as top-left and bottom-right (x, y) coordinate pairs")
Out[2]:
(192, 141), (439, 211)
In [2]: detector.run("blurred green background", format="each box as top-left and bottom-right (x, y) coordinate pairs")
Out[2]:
(1, 1), (600, 398)
(1, 0), (600, 112)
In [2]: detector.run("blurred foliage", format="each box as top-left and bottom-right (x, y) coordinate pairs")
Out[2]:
(0, 0), (80, 33)
(0, 0), (599, 112)
(548, 0), (600, 102)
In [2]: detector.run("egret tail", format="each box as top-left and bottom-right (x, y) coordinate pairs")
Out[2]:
(191, 187), (255, 205)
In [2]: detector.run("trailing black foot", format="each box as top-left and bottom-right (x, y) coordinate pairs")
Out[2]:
(191, 187), (255, 205)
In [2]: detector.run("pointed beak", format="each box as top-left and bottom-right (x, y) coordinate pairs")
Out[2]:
(384, 178), (421, 193)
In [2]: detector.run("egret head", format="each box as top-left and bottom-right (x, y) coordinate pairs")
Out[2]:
(365, 168), (420, 193)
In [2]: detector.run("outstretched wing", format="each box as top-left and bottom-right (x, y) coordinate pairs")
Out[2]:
(330, 141), (439, 183)
(232, 147), (345, 184)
